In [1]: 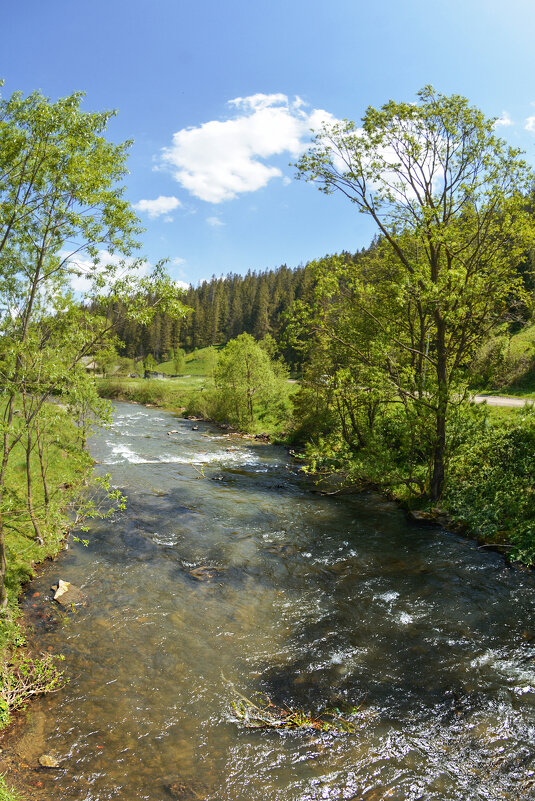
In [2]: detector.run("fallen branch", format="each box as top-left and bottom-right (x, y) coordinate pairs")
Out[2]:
(223, 676), (363, 734)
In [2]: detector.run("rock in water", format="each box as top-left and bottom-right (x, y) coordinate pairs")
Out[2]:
(39, 754), (60, 768)
(167, 780), (207, 800)
(53, 579), (85, 606)
(408, 510), (437, 525)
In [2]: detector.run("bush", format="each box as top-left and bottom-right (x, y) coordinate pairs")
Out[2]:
(0, 650), (65, 727)
(444, 410), (535, 563)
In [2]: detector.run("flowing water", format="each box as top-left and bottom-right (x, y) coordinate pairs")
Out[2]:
(21, 402), (535, 800)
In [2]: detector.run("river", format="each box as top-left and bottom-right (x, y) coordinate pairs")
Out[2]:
(19, 402), (535, 800)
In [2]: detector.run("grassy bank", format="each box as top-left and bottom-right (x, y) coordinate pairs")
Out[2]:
(0, 402), (96, 799)
(96, 375), (209, 415)
(0, 405), (93, 633)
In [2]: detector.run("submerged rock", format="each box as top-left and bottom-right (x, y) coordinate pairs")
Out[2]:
(52, 580), (85, 606)
(188, 566), (224, 581)
(38, 754), (60, 768)
(167, 779), (207, 800)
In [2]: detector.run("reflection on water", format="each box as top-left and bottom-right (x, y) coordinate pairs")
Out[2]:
(22, 403), (535, 800)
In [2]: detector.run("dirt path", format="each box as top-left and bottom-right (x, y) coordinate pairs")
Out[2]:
(472, 394), (533, 408)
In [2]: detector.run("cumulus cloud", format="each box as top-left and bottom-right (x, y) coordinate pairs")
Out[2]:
(494, 111), (513, 127)
(133, 195), (181, 218)
(161, 94), (336, 203)
(525, 116), (535, 133)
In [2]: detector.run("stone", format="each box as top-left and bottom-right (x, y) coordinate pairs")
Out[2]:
(408, 510), (437, 525)
(167, 779), (207, 800)
(38, 754), (60, 768)
(53, 579), (85, 606)
(188, 566), (224, 581)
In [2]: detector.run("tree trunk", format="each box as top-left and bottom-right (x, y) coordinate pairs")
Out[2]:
(36, 421), (50, 512)
(0, 392), (17, 609)
(26, 429), (44, 545)
(431, 314), (448, 501)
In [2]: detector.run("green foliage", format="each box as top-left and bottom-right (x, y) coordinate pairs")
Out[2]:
(0, 84), (189, 607)
(294, 87), (535, 499)
(144, 354), (157, 371)
(0, 649), (65, 726)
(471, 321), (535, 391)
(173, 348), (186, 375)
(211, 334), (291, 431)
(102, 263), (314, 366)
(444, 409), (535, 564)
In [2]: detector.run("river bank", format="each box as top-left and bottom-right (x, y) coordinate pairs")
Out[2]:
(0, 404), (107, 801)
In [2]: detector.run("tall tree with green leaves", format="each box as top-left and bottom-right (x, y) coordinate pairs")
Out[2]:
(0, 85), (188, 608)
(213, 333), (289, 429)
(295, 86), (535, 499)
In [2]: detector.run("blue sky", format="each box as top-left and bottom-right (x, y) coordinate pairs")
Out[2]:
(4, 0), (535, 286)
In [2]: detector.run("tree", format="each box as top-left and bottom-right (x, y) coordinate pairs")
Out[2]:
(173, 347), (186, 374)
(213, 333), (289, 429)
(296, 86), (535, 499)
(0, 86), (188, 607)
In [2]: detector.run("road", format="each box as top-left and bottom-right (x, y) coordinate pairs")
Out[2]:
(472, 394), (533, 408)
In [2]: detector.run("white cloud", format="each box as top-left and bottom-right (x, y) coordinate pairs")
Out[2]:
(171, 257), (186, 266)
(206, 216), (225, 227)
(495, 111), (513, 127)
(64, 250), (152, 295)
(175, 279), (190, 290)
(161, 94), (336, 203)
(133, 195), (181, 218)
(525, 116), (535, 133)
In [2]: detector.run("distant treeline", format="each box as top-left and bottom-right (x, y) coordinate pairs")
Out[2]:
(98, 252), (365, 366)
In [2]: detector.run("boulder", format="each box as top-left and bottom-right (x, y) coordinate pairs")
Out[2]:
(52, 580), (85, 606)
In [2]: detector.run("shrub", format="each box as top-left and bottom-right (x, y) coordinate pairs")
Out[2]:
(445, 410), (535, 563)
(0, 650), (65, 726)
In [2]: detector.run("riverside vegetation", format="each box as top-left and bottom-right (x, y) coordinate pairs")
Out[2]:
(3, 81), (535, 796)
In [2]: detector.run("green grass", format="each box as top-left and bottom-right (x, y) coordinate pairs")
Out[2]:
(479, 387), (535, 399)
(507, 321), (535, 360)
(484, 405), (525, 421)
(157, 346), (220, 377)
(474, 321), (535, 396)
(96, 375), (211, 411)
(0, 405), (93, 649)
(0, 399), (93, 788)
(0, 775), (22, 801)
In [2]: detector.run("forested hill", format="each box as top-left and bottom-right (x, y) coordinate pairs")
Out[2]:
(103, 255), (359, 362)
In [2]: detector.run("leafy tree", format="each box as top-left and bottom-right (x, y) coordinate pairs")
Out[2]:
(212, 333), (289, 429)
(0, 86), (188, 607)
(295, 86), (535, 498)
(144, 354), (157, 371)
(173, 347), (186, 374)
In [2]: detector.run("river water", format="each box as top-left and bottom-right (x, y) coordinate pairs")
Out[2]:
(21, 402), (535, 800)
